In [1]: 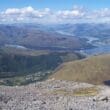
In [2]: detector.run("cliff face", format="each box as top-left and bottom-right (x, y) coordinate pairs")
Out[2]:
(0, 80), (110, 110)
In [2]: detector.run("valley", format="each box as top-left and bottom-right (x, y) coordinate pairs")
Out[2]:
(0, 46), (84, 86)
(54, 23), (110, 55)
(0, 23), (110, 86)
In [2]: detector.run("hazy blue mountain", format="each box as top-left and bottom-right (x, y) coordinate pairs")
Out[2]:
(0, 24), (92, 51)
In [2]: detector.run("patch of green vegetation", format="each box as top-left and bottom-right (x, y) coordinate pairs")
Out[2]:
(0, 71), (52, 86)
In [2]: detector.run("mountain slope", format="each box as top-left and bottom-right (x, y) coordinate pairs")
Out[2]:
(49, 54), (110, 85)
(0, 47), (84, 86)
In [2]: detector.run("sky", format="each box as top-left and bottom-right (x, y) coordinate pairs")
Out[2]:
(0, 0), (110, 24)
(0, 0), (110, 10)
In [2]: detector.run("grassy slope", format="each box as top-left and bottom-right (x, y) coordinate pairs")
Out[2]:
(49, 54), (110, 85)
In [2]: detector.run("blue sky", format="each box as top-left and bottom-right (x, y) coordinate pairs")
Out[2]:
(0, 0), (110, 11)
(0, 0), (110, 24)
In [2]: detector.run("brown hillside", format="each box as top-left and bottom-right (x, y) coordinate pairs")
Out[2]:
(49, 54), (110, 85)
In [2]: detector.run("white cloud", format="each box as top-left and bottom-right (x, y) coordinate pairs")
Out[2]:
(0, 6), (110, 24)
(57, 6), (85, 19)
(0, 6), (53, 23)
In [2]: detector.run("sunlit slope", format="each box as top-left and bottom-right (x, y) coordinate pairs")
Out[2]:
(49, 54), (110, 85)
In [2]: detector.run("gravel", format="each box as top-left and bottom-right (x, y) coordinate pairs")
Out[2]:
(0, 80), (110, 110)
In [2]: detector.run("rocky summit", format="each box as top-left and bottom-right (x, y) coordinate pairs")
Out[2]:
(0, 79), (110, 110)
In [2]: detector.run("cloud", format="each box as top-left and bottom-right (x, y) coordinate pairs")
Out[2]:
(0, 6), (110, 24)
(57, 6), (86, 20)
(0, 6), (52, 23)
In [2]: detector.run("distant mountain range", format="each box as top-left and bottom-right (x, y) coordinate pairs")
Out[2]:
(52, 23), (110, 38)
(0, 24), (92, 51)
